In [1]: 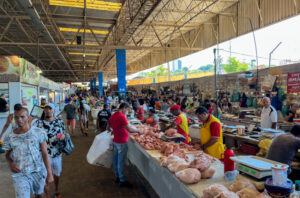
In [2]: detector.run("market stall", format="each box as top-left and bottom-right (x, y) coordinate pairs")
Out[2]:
(128, 139), (230, 198)
(124, 122), (299, 198)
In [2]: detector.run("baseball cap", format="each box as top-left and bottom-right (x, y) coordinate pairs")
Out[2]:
(170, 105), (180, 111)
(44, 105), (53, 109)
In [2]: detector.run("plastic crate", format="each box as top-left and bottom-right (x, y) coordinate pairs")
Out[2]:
(238, 143), (259, 155)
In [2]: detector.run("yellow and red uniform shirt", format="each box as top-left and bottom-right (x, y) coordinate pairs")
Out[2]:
(174, 113), (191, 144)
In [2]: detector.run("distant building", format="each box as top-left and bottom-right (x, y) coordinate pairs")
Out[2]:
(172, 60), (182, 72)
(280, 59), (293, 65)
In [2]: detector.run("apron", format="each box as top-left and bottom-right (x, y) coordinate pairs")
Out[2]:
(200, 115), (224, 159)
(176, 113), (191, 144)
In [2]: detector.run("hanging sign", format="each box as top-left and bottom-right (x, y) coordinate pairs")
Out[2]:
(287, 72), (300, 93)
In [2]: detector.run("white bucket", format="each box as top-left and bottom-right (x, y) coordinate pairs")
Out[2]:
(271, 164), (289, 187)
(236, 125), (245, 135)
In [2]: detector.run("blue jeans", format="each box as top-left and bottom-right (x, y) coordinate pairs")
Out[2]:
(113, 142), (128, 182)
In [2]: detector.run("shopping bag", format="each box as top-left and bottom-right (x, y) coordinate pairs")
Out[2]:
(86, 131), (113, 168)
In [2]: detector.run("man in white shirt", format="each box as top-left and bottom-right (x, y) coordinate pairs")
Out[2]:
(261, 97), (277, 129)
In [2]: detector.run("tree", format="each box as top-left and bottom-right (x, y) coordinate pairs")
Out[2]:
(224, 57), (249, 73)
(183, 67), (189, 73)
(198, 64), (214, 72)
(139, 72), (148, 76)
(144, 65), (168, 77)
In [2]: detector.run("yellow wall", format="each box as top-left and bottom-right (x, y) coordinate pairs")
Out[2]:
(127, 71), (214, 86)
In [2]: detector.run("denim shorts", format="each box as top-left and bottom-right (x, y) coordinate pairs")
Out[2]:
(50, 155), (62, 176)
(12, 170), (47, 198)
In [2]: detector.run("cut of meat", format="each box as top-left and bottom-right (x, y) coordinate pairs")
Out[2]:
(201, 168), (215, 179)
(219, 191), (239, 198)
(174, 164), (189, 172)
(175, 168), (201, 184)
(164, 145), (174, 156)
(167, 159), (188, 173)
(202, 184), (229, 198)
(190, 155), (211, 172)
(236, 187), (260, 198)
(228, 179), (257, 193)
(165, 128), (177, 136)
(161, 142), (169, 153)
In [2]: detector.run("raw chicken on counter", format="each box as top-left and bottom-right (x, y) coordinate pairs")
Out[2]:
(202, 184), (237, 198)
(228, 179), (256, 192)
(132, 129), (162, 150)
(132, 124), (218, 185)
(202, 179), (271, 198)
(164, 128), (177, 137)
(160, 155), (189, 173)
(175, 168), (201, 184)
(164, 128), (185, 138)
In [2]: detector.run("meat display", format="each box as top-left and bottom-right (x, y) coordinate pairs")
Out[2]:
(202, 179), (271, 198)
(175, 168), (201, 184)
(236, 188), (260, 198)
(201, 168), (215, 179)
(202, 184), (231, 198)
(228, 179), (256, 193)
(132, 125), (217, 185)
(132, 126), (162, 150)
(165, 128), (177, 137)
(190, 151), (216, 172)
(218, 191), (240, 198)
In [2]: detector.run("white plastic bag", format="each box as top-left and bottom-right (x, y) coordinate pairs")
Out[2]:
(87, 131), (113, 168)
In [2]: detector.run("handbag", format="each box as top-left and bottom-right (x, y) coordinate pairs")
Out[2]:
(58, 133), (75, 156)
(75, 114), (79, 121)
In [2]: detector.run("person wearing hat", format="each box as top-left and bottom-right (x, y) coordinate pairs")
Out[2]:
(170, 105), (191, 144)
(195, 106), (224, 159)
(33, 105), (66, 198)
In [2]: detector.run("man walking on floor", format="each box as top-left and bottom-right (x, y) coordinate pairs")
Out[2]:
(33, 105), (66, 198)
(3, 107), (53, 198)
(64, 100), (77, 136)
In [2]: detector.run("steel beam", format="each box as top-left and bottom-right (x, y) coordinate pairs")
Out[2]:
(97, 0), (162, 70)
(0, 42), (203, 51)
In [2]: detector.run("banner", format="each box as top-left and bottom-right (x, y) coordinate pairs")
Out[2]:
(20, 59), (41, 85)
(98, 72), (103, 97)
(116, 49), (126, 97)
(287, 72), (300, 93)
(0, 56), (21, 82)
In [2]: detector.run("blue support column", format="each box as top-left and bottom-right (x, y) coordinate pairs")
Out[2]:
(116, 49), (126, 99)
(98, 72), (103, 97)
(93, 78), (96, 92)
(90, 80), (93, 91)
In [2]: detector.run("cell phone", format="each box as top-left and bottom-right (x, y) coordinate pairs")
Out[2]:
(30, 105), (44, 118)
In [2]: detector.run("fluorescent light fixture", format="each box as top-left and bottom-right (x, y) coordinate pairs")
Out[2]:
(66, 42), (98, 46)
(69, 52), (99, 56)
(49, 0), (122, 12)
(59, 27), (109, 35)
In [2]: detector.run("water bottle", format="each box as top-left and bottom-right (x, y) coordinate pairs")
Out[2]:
(224, 148), (235, 173)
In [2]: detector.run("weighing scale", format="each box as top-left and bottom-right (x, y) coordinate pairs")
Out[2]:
(230, 156), (288, 179)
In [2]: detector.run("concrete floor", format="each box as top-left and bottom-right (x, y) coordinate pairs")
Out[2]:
(0, 120), (148, 198)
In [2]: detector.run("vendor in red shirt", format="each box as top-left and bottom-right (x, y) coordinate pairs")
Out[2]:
(170, 105), (191, 144)
(135, 102), (145, 121)
(107, 103), (139, 188)
(195, 106), (224, 159)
